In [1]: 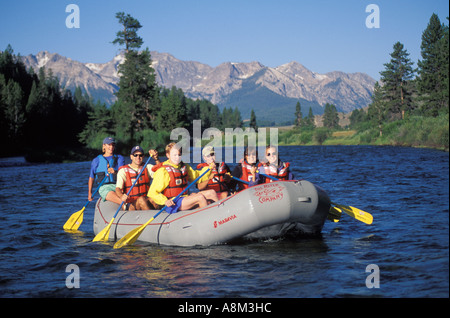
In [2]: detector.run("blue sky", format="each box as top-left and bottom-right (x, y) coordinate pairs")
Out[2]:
(0, 0), (448, 80)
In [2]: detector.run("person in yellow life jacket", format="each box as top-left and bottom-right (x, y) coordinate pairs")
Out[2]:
(116, 146), (160, 211)
(230, 146), (262, 192)
(148, 142), (219, 214)
(197, 146), (231, 200)
(259, 145), (295, 183)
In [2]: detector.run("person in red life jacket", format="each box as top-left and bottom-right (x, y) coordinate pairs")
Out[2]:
(196, 146), (232, 200)
(230, 146), (262, 192)
(115, 146), (160, 211)
(148, 142), (219, 214)
(88, 137), (124, 205)
(259, 145), (295, 182)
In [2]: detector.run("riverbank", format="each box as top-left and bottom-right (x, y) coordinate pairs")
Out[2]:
(278, 114), (449, 152)
(2, 114), (447, 164)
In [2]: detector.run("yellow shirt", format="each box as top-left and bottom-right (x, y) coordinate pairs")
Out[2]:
(148, 160), (210, 205)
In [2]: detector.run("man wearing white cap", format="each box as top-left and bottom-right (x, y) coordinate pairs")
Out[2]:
(197, 146), (232, 200)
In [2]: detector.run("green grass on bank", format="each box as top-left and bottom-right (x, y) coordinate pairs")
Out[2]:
(278, 114), (449, 151)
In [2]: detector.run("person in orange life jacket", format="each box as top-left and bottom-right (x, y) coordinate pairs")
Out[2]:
(115, 146), (160, 211)
(197, 146), (232, 200)
(88, 137), (124, 205)
(230, 146), (262, 192)
(148, 142), (219, 214)
(259, 145), (294, 183)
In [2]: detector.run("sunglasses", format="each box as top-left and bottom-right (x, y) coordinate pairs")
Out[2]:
(266, 152), (277, 156)
(205, 153), (215, 158)
(133, 153), (144, 158)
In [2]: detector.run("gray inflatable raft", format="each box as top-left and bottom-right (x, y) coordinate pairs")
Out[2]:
(93, 180), (330, 246)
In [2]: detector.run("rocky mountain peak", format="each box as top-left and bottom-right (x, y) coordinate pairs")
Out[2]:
(20, 50), (376, 123)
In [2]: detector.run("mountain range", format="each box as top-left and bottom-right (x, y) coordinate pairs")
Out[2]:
(21, 51), (376, 124)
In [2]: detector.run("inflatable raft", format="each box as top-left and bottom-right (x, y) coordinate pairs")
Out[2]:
(93, 180), (330, 246)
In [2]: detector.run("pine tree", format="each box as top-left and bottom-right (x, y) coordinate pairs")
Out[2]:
(294, 101), (302, 127)
(112, 12), (143, 53)
(305, 107), (315, 129)
(78, 101), (114, 149)
(367, 82), (386, 137)
(249, 109), (257, 131)
(112, 13), (159, 142)
(322, 103), (339, 129)
(156, 86), (186, 131)
(417, 14), (449, 116)
(233, 107), (243, 128)
(379, 42), (415, 120)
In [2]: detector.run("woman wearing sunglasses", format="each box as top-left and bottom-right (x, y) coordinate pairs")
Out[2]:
(259, 145), (294, 183)
(115, 145), (160, 211)
(230, 146), (262, 192)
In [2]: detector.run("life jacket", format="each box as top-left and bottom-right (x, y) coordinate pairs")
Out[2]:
(197, 162), (230, 193)
(94, 154), (119, 185)
(239, 159), (258, 190)
(162, 163), (189, 199)
(119, 165), (150, 203)
(261, 161), (290, 183)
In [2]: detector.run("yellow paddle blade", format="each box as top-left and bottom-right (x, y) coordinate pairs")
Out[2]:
(327, 206), (342, 222)
(332, 202), (373, 225)
(63, 207), (85, 231)
(113, 217), (155, 249)
(347, 205), (373, 225)
(92, 218), (115, 242)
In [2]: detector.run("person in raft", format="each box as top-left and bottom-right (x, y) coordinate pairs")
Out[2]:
(148, 142), (219, 214)
(88, 137), (124, 205)
(230, 146), (262, 192)
(196, 146), (232, 200)
(259, 145), (294, 183)
(115, 146), (160, 211)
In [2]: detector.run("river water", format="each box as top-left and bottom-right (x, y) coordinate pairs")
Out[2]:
(0, 146), (448, 299)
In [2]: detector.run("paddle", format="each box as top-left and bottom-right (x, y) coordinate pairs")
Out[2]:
(92, 156), (152, 242)
(259, 172), (373, 224)
(331, 202), (373, 225)
(258, 172), (278, 182)
(63, 175), (109, 231)
(327, 206), (342, 223)
(113, 168), (211, 249)
(231, 175), (250, 185)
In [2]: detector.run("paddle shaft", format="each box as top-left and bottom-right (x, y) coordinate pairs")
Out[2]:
(231, 175), (250, 185)
(115, 157), (153, 215)
(259, 173), (373, 224)
(92, 156), (152, 242)
(86, 175), (109, 207)
(259, 172), (279, 182)
(137, 167), (211, 226)
(113, 168), (210, 249)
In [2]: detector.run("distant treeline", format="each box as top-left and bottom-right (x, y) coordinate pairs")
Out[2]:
(0, 45), (244, 160)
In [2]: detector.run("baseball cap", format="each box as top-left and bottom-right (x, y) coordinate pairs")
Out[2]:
(130, 146), (144, 155)
(103, 137), (116, 145)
